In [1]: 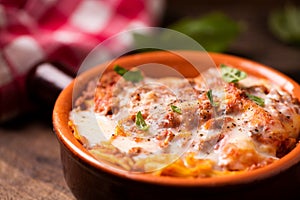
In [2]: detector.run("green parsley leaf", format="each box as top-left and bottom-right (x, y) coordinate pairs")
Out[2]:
(246, 93), (265, 107)
(135, 111), (149, 131)
(221, 64), (247, 83)
(171, 105), (182, 114)
(206, 89), (218, 107)
(113, 65), (143, 83)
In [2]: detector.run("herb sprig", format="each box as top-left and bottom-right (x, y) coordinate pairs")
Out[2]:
(268, 3), (300, 46)
(221, 64), (247, 83)
(246, 94), (265, 107)
(220, 64), (265, 107)
(171, 105), (182, 114)
(206, 89), (218, 107)
(135, 111), (149, 131)
(114, 65), (143, 83)
(169, 12), (243, 52)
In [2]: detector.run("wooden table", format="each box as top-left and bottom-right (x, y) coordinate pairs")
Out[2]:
(1, 0), (300, 199)
(0, 115), (75, 200)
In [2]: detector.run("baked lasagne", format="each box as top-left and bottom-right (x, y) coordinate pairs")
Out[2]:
(69, 64), (300, 177)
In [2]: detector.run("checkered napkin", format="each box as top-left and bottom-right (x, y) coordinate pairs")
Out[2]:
(0, 0), (163, 122)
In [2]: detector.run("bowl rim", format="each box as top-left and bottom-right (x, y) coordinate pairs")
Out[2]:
(53, 50), (300, 187)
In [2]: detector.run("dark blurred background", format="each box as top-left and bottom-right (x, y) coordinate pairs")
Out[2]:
(162, 0), (300, 78)
(2, 0), (300, 125)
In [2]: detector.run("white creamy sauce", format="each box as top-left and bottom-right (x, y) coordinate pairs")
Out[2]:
(70, 108), (106, 147)
(70, 76), (198, 157)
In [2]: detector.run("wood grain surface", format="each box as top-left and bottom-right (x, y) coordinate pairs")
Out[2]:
(0, 0), (299, 199)
(0, 116), (75, 200)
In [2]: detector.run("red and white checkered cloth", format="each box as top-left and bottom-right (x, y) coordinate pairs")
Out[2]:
(0, 0), (164, 122)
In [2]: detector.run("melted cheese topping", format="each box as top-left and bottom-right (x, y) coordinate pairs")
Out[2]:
(69, 68), (300, 177)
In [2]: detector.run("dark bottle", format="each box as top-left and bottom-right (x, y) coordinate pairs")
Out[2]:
(26, 61), (75, 108)
(0, 61), (75, 124)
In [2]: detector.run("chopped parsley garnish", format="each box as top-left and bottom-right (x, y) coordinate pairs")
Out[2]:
(113, 65), (143, 83)
(135, 111), (149, 131)
(171, 105), (182, 114)
(221, 64), (247, 83)
(206, 89), (218, 106)
(114, 65), (128, 76)
(246, 93), (265, 107)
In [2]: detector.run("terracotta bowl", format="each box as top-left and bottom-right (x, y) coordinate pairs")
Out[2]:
(52, 51), (300, 200)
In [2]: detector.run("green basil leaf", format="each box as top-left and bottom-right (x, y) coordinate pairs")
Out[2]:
(268, 4), (300, 46)
(221, 64), (247, 83)
(206, 89), (218, 107)
(135, 111), (149, 131)
(113, 65), (143, 83)
(168, 12), (243, 52)
(171, 105), (182, 114)
(123, 70), (143, 83)
(246, 93), (265, 107)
